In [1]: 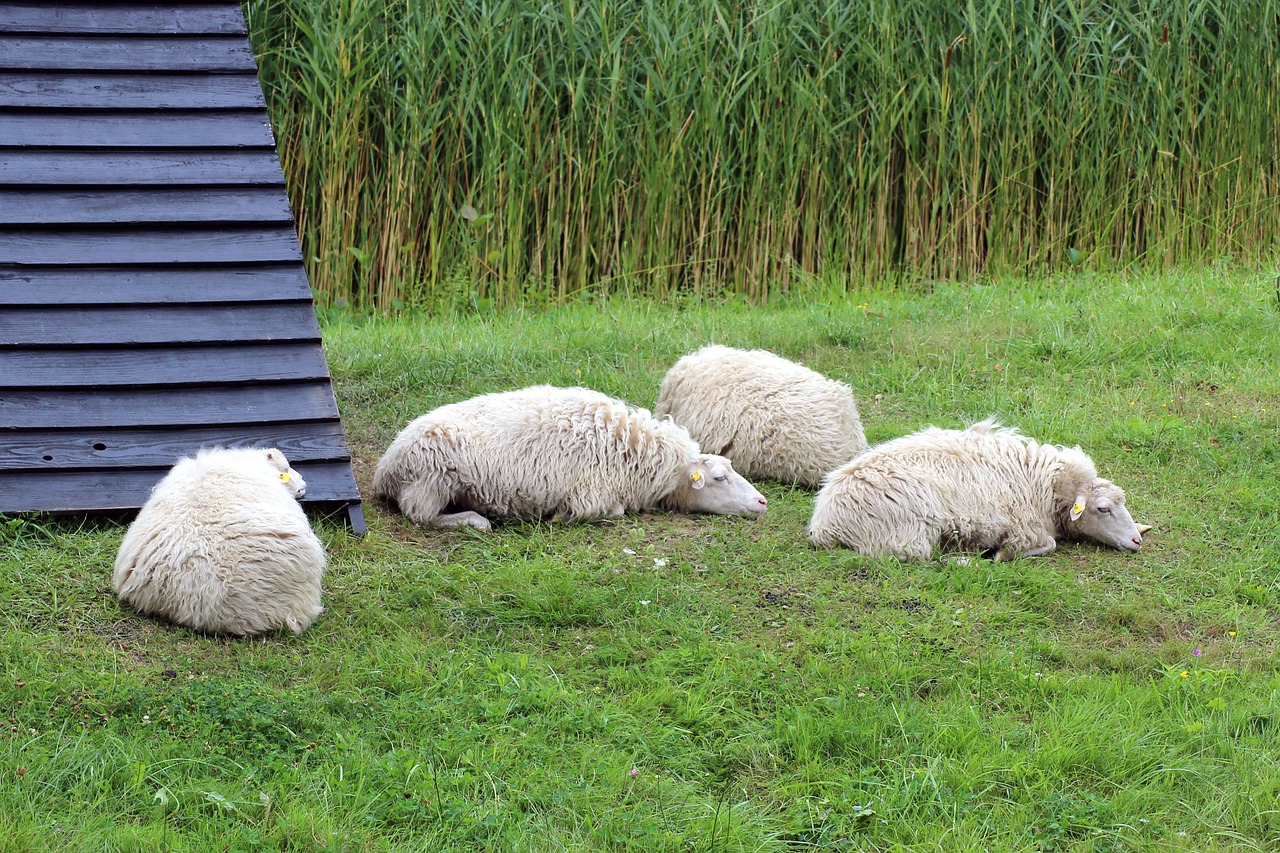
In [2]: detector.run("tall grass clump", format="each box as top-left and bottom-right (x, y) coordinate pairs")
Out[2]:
(244, 0), (1280, 310)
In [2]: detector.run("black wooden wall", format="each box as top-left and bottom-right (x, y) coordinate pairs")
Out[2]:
(0, 1), (366, 533)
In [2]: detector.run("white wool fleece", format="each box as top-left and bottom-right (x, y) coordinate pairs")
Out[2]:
(114, 447), (325, 636)
(373, 385), (768, 529)
(654, 344), (866, 487)
(809, 419), (1142, 561)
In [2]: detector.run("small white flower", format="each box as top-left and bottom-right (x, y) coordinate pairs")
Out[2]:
(639, 600), (651, 606)
(653, 558), (667, 567)
(623, 548), (636, 555)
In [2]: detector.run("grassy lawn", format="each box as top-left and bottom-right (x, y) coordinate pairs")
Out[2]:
(3, 266), (1280, 850)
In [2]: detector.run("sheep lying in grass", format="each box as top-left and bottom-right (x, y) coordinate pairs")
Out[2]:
(654, 344), (867, 487)
(373, 385), (769, 529)
(809, 419), (1143, 561)
(114, 447), (325, 636)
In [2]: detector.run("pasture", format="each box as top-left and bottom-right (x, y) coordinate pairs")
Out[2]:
(3, 265), (1279, 850)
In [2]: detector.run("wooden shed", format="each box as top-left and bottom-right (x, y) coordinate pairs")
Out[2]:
(0, 1), (366, 533)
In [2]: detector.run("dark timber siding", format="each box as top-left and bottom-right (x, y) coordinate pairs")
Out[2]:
(0, 1), (365, 533)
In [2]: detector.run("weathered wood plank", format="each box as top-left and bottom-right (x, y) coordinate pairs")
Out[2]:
(0, 35), (257, 71)
(0, 383), (341, 429)
(0, 422), (352, 470)
(1, 4), (246, 36)
(0, 72), (265, 109)
(0, 303), (321, 346)
(0, 149), (285, 184)
(0, 111), (275, 147)
(0, 187), (293, 224)
(0, 265), (313, 305)
(0, 464), (359, 513)
(0, 226), (302, 264)
(0, 343), (332, 387)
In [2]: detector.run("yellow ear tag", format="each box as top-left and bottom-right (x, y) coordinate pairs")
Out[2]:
(1071, 501), (1084, 519)
(690, 470), (702, 482)
(280, 471), (291, 484)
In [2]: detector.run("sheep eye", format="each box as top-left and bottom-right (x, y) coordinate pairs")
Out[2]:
(1098, 506), (1112, 514)
(713, 475), (728, 483)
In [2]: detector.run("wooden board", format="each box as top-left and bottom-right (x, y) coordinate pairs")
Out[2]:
(0, 225), (303, 265)
(0, 342), (332, 386)
(1, 383), (341, 430)
(0, 72), (266, 108)
(0, 1), (365, 532)
(2, 4), (247, 36)
(0, 463), (358, 513)
(0, 266), (314, 305)
(0, 111), (276, 148)
(0, 303), (320, 345)
(0, 35), (257, 71)
(0, 422), (353, 470)
(0, 187), (294, 224)
(0, 149), (287, 184)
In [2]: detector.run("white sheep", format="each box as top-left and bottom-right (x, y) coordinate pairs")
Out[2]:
(372, 384), (769, 529)
(654, 344), (867, 487)
(809, 419), (1144, 561)
(113, 447), (326, 636)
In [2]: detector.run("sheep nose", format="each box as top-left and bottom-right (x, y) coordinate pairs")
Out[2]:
(1131, 535), (1142, 548)
(757, 496), (768, 508)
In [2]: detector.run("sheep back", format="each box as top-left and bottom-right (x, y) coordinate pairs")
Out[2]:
(654, 344), (866, 487)
(373, 385), (705, 524)
(113, 447), (325, 636)
(809, 419), (1097, 560)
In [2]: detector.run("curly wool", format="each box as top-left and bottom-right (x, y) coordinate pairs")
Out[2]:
(809, 419), (1100, 560)
(654, 345), (866, 487)
(374, 385), (747, 525)
(113, 448), (325, 636)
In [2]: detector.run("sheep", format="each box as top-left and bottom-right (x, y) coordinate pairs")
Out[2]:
(113, 447), (325, 636)
(653, 344), (867, 487)
(808, 419), (1144, 561)
(372, 384), (769, 529)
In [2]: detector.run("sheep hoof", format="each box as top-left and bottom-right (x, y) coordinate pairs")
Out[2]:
(431, 511), (492, 530)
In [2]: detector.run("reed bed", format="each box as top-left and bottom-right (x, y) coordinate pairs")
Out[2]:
(244, 0), (1280, 309)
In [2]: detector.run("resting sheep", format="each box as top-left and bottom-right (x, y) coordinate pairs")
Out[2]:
(654, 344), (867, 487)
(809, 419), (1143, 561)
(372, 385), (769, 529)
(113, 447), (325, 636)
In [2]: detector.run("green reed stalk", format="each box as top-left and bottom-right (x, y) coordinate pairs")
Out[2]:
(244, 0), (1280, 310)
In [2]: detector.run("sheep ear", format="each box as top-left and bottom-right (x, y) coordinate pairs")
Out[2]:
(689, 468), (706, 490)
(1070, 494), (1086, 521)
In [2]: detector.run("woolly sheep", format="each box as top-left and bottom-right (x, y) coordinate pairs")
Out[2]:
(809, 419), (1143, 561)
(654, 344), (867, 487)
(113, 447), (325, 636)
(372, 384), (769, 529)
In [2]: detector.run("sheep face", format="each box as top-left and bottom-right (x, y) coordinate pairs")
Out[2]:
(1067, 480), (1141, 552)
(669, 454), (768, 517)
(264, 448), (307, 500)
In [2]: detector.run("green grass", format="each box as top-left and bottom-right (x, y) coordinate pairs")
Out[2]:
(244, 0), (1280, 310)
(4, 265), (1280, 850)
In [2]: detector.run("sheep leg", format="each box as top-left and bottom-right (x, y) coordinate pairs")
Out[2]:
(396, 477), (491, 530)
(430, 510), (492, 531)
(995, 534), (1057, 562)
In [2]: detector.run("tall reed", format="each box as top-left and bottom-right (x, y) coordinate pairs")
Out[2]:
(244, 0), (1280, 310)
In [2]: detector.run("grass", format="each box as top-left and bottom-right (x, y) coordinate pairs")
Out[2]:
(244, 0), (1280, 310)
(4, 264), (1280, 849)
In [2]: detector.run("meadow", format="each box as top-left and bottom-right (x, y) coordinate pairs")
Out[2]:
(3, 265), (1279, 850)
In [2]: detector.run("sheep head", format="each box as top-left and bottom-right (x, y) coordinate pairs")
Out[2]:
(1064, 479), (1141, 552)
(264, 448), (307, 500)
(663, 454), (768, 517)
